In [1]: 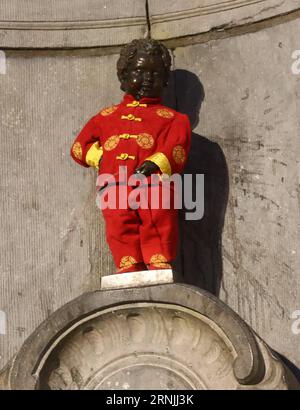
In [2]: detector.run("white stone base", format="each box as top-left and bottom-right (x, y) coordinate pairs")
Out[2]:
(100, 269), (174, 290)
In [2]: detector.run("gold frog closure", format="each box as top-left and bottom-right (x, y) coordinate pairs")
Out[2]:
(116, 153), (135, 160)
(126, 100), (147, 108)
(121, 114), (142, 122)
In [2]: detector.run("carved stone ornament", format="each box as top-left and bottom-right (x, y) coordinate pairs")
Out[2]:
(0, 1), (298, 48)
(0, 284), (298, 390)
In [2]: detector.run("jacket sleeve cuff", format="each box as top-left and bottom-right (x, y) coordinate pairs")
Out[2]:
(145, 152), (172, 176)
(85, 142), (103, 169)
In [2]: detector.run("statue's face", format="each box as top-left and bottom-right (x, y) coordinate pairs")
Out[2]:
(122, 51), (167, 100)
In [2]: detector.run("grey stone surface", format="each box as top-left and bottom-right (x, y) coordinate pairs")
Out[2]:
(148, 0), (300, 40)
(0, 52), (121, 368)
(0, 0), (145, 20)
(173, 18), (300, 368)
(0, 0), (147, 47)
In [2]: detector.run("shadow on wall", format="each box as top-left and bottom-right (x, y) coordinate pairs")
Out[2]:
(275, 352), (300, 385)
(163, 69), (229, 296)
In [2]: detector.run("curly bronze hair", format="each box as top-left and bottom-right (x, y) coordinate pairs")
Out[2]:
(117, 39), (172, 90)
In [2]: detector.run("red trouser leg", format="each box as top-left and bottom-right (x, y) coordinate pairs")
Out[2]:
(100, 182), (179, 270)
(101, 186), (144, 271)
(136, 183), (179, 266)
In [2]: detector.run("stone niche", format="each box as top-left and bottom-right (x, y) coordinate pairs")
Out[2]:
(0, 285), (298, 390)
(1, 0), (300, 390)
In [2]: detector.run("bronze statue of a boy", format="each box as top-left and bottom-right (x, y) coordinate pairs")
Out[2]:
(71, 39), (191, 273)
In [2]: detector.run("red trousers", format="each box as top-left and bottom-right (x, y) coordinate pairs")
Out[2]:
(100, 182), (178, 269)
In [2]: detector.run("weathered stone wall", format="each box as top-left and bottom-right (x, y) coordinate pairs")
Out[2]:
(173, 18), (300, 369)
(0, 1), (299, 372)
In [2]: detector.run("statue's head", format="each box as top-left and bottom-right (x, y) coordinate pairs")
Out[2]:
(117, 39), (171, 100)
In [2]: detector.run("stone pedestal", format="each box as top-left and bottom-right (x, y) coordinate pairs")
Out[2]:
(101, 269), (174, 290)
(0, 284), (298, 390)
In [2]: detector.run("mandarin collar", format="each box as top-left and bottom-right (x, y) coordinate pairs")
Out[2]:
(122, 94), (161, 106)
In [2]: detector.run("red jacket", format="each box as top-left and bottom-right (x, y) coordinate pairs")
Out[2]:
(71, 94), (191, 182)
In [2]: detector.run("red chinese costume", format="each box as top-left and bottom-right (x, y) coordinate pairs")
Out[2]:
(70, 94), (191, 272)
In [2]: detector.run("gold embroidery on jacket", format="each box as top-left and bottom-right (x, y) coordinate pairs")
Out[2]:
(156, 108), (174, 119)
(100, 105), (118, 116)
(136, 133), (154, 149)
(104, 133), (154, 151)
(104, 135), (120, 151)
(172, 145), (186, 164)
(72, 142), (82, 160)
